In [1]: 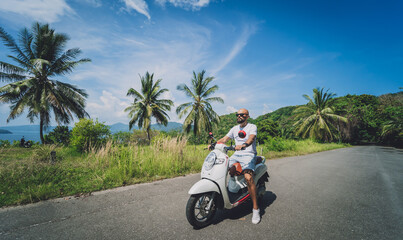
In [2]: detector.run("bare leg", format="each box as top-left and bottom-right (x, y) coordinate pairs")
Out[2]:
(244, 172), (258, 210)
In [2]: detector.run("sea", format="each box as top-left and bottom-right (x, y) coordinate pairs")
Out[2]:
(0, 130), (45, 143)
(0, 122), (181, 143)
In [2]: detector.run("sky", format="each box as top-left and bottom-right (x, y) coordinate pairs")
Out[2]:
(0, 0), (402, 127)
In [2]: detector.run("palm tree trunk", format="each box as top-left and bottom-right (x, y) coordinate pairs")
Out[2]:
(40, 114), (44, 144)
(146, 128), (151, 144)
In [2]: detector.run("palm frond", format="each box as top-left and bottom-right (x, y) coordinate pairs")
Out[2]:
(177, 84), (196, 99)
(0, 26), (30, 65)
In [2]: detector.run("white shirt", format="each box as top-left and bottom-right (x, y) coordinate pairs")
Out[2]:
(226, 123), (257, 154)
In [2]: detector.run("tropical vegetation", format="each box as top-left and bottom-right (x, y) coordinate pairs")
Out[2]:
(125, 72), (173, 143)
(176, 70), (224, 140)
(0, 22), (91, 143)
(292, 88), (348, 142)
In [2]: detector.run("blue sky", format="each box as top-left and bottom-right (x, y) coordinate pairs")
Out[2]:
(0, 0), (402, 126)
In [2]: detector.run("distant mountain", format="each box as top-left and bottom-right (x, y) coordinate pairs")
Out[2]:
(0, 125), (55, 133)
(150, 122), (182, 131)
(109, 122), (182, 133)
(0, 129), (12, 134)
(109, 123), (131, 133)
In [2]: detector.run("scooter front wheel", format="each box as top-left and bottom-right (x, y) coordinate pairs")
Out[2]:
(186, 193), (217, 228)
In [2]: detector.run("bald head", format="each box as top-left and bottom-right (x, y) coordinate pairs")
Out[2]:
(238, 108), (249, 115)
(236, 108), (249, 124)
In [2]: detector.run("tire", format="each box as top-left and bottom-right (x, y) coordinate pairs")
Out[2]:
(186, 193), (217, 229)
(257, 178), (266, 201)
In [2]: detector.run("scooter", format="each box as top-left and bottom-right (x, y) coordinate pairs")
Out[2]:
(186, 133), (269, 228)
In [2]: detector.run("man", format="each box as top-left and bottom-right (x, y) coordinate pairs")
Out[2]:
(20, 136), (25, 147)
(216, 108), (260, 224)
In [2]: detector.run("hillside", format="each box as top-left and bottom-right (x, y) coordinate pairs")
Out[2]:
(211, 91), (401, 147)
(110, 122), (182, 133)
(0, 129), (12, 134)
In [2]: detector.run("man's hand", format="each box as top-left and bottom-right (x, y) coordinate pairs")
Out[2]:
(235, 145), (244, 151)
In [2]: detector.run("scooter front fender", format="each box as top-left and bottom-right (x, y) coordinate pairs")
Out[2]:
(188, 178), (220, 195)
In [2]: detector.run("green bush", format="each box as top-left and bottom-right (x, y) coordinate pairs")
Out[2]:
(44, 126), (71, 145)
(263, 137), (296, 152)
(70, 119), (111, 152)
(12, 140), (21, 147)
(112, 131), (133, 145)
(256, 118), (279, 144)
(0, 140), (11, 147)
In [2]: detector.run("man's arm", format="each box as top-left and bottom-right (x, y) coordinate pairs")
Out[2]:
(208, 135), (231, 150)
(217, 136), (231, 144)
(235, 134), (256, 150)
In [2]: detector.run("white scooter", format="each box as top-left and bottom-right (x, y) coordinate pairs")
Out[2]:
(186, 133), (269, 228)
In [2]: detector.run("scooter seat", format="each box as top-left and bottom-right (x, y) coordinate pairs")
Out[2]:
(229, 163), (243, 177)
(256, 156), (264, 165)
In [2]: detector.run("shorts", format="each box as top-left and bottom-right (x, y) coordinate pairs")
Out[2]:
(229, 153), (257, 172)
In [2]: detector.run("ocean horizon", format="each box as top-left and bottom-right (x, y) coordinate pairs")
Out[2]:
(0, 122), (182, 143)
(0, 130), (42, 143)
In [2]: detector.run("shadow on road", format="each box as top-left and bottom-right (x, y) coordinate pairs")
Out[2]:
(211, 191), (277, 226)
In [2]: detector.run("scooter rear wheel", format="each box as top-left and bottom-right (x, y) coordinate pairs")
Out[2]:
(186, 193), (217, 228)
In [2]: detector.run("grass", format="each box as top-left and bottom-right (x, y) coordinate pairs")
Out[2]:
(0, 137), (349, 207)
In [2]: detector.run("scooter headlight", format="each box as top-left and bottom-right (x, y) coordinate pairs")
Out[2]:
(203, 152), (217, 171)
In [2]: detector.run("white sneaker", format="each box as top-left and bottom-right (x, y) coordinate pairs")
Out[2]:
(252, 208), (261, 224)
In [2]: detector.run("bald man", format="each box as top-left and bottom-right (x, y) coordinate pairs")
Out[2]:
(216, 108), (260, 224)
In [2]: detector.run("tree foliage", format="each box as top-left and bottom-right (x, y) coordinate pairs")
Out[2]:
(44, 126), (71, 145)
(0, 22), (90, 143)
(70, 118), (111, 152)
(125, 72), (173, 143)
(331, 91), (402, 146)
(292, 88), (348, 142)
(256, 118), (279, 144)
(176, 70), (224, 137)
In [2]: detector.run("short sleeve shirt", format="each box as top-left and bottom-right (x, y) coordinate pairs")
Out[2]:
(226, 123), (257, 154)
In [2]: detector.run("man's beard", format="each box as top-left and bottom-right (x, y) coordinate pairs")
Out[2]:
(237, 118), (246, 124)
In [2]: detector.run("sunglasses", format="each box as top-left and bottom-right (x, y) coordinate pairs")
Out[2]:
(236, 113), (247, 117)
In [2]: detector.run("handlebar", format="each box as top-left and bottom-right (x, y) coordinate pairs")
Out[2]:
(224, 146), (236, 151)
(207, 143), (244, 151)
(207, 133), (245, 151)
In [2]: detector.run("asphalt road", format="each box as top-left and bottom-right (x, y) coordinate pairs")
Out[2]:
(1, 146), (402, 240)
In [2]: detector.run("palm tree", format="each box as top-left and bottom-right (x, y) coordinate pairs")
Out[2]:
(176, 70), (224, 137)
(292, 88), (348, 142)
(381, 117), (402, 139)
(0, 22), (90, 143)
(125, 72), (173, 142)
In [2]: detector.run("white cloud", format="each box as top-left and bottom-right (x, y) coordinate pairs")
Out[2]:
(156, 0), (211, 10)
(81, 0), (102, 7)
(87, 90), (130, 123)
(123, 0), (151, 19)
(235, 97), (248, 104)
(226, 106), (237, 113)
(262, 104), (273, 115)
(65, 20), (214, 124)
(0, 0), (74, 23)
(211, 23), (257, 75)
(216, 93), (227, 101)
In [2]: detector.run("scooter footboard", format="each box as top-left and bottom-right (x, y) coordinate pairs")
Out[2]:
(253, 163), (267, 181)
(188, 178), (220, 195)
